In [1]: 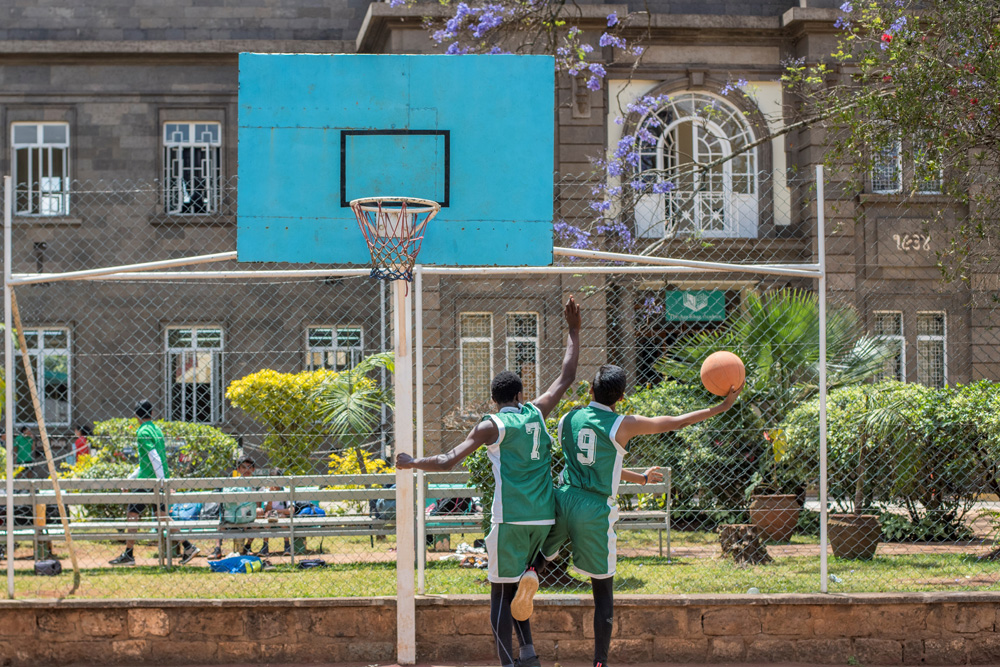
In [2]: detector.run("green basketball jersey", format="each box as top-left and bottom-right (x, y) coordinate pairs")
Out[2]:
(484, 402), (555, 524)
(558, 402), (627, 499)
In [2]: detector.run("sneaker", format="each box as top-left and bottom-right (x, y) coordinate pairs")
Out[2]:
(179, 545), (200, 565)
(207, 547), (223, 561)
(515, 657), (542, 667)
(109, 552), (135, 566)
(511, 569), (539, 621)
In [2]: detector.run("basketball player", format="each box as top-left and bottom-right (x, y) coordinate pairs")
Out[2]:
(538, 364), (742, 667)
(396, 296), (581, 667)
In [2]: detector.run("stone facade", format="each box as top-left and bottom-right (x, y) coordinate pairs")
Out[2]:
(1, 0), (997, 457)
(3, 594), (1000, 665)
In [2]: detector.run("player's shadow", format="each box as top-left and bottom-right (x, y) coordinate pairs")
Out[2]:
(613, 576), (645, 591)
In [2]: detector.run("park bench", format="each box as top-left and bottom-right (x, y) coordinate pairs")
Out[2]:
(1, 468), (673, 566)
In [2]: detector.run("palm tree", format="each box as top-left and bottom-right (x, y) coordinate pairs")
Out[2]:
(654, 288), (892, 499)
(312, 352), (394, 473)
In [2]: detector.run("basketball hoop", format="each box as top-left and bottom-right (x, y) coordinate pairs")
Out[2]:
(350, 196), (441, 282)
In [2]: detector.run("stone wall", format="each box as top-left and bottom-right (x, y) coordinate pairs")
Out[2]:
(3, 593), (1000, 665)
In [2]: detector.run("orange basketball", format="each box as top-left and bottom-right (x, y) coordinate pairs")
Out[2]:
(700, 351), (745, 397)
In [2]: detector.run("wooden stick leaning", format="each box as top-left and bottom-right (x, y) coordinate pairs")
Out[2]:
(10, 289), (81, 595)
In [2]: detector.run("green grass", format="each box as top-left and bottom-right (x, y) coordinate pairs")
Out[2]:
(12, 552), (1000, 599)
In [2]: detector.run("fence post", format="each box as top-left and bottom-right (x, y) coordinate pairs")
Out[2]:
(4, 175), (14, 599)
(394, 279), (416, 664)
(817, 164), (829, 593)
(415, 266), (426, 595)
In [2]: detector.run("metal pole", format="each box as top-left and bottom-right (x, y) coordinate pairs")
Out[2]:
(550, 247), (823, 278)
(666, 466), (672, 562)
(7, 251), (238, 286)
(414, 267), (426, 595)
(817, 164), (829, 593)
(4, 175), (15, 599)
(394, 279), (416, 664)
(380, 279), (387, 459)
(424, 263), (822, 278)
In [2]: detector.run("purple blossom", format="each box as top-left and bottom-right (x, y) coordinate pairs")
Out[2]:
(889, 16), (906, 33)
(553, 220), (594, 250)
(839, 1), (852, 11)
(580, 43), (594, 54)
(629, 179), (646, 191)
(607, 12), (618, 27)
(652, 181), (675, 194)
(446, 42), (471, 55)
(586, 76), (602, 91)
(599, 33), (627, 49)
(590, 200), (612, 213)
(631, 45), (644, 56)
(588, 62), (606, 77)
(389, 0), (406, 7)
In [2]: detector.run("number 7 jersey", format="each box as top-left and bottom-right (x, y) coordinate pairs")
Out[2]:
(484, 403), (555, 524)
(558, 402), (627, 499)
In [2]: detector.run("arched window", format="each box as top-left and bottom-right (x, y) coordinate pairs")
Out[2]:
(634, 92), (758, 238)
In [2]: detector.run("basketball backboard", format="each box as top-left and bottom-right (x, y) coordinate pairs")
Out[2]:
(237, 54), (554, 266)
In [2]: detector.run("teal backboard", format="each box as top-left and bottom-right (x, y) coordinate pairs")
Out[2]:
(237, 54), (554, 266)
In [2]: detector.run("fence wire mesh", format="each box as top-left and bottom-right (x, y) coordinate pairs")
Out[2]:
(1, 169), (999, 599)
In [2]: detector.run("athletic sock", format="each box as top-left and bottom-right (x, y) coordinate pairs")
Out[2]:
(181, 540), (193, 550)
(519, 644), (537, 660)
(592, 576), (614, 665)
(490, 582), (517, 666)
(123, 547), (134, 557)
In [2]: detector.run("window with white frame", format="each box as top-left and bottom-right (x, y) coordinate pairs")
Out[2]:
(14, 328), (71, 426)
(12, 122), (70, 216)
(916, 311), (947, 387)
(460, 313), (492, 412)
(873, 311), (905, 381)
(871, 132), (942, 195)
(306, 326), (363, 371)
(163, 122), (222, 215)
(634, 92), (758, 239)
(166, 327), (224, 423)
(506, 313), (539, 401)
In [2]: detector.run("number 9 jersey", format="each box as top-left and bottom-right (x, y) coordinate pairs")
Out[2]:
(557, 402), (627, 499)
(483, 403), (555, 524)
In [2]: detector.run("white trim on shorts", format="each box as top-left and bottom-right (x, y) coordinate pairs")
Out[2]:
(485, 523), (524, 583)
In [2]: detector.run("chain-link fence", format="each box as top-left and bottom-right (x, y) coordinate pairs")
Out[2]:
(3, 168), (1000, 599)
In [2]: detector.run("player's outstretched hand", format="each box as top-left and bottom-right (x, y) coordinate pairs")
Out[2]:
(395, 453), (415, 469)
(643, 467), (664, 484)
(564, 295), (581, 331)
(719, 383), (744, 411)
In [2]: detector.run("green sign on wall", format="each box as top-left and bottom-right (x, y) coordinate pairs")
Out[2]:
(664, 290), (726, 322)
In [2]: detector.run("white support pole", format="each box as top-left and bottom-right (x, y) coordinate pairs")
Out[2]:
(393, 279), (416, 664)
(7, 251), (237, 286)
(4, 176), (14, 599)
(414, 267), (427, 595)
(817, 165), (829, 593)
(551, 247), (823, 278)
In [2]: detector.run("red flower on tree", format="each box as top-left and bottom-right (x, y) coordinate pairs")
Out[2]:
(881, 33), (893, 44)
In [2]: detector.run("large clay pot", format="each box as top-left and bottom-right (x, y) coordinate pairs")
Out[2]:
(748, 494), (800, 542)
(828, 514), (881, 560)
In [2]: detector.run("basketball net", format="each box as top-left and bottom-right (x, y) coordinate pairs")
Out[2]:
(350, 196), (441, 283)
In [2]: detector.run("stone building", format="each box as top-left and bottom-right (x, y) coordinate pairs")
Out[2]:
(1, 0), (995, 463)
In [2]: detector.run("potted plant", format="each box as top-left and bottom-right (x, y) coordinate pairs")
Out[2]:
(747, 428), (800, 543)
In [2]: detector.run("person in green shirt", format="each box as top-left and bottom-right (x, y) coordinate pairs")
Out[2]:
(396, 296), (581, 667)
(539, 364), (742, 667)
(109, 400), (199, 566)
(13, 426), (34, 467)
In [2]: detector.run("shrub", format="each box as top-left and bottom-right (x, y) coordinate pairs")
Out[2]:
(87, 418), (239, 479)
(226, 368), (339, 474)
(327, 448), (394, 515)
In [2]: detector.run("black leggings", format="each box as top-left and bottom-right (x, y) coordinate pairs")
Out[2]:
(592, 576), (614, 665)
(490, 582), (534, 666)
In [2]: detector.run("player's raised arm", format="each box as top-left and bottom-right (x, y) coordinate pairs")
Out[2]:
(395, 419), (499, 472)
(531, 296), (582, 419)
(620, 466), (663, 486)
(615, 384), (743, 447)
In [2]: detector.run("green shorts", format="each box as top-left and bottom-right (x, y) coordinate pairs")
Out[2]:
(541, 486), (619, 579)
(485, 522), (551, 583)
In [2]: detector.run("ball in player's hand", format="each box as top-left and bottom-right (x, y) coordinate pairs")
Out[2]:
(700, 351), (745, 397)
